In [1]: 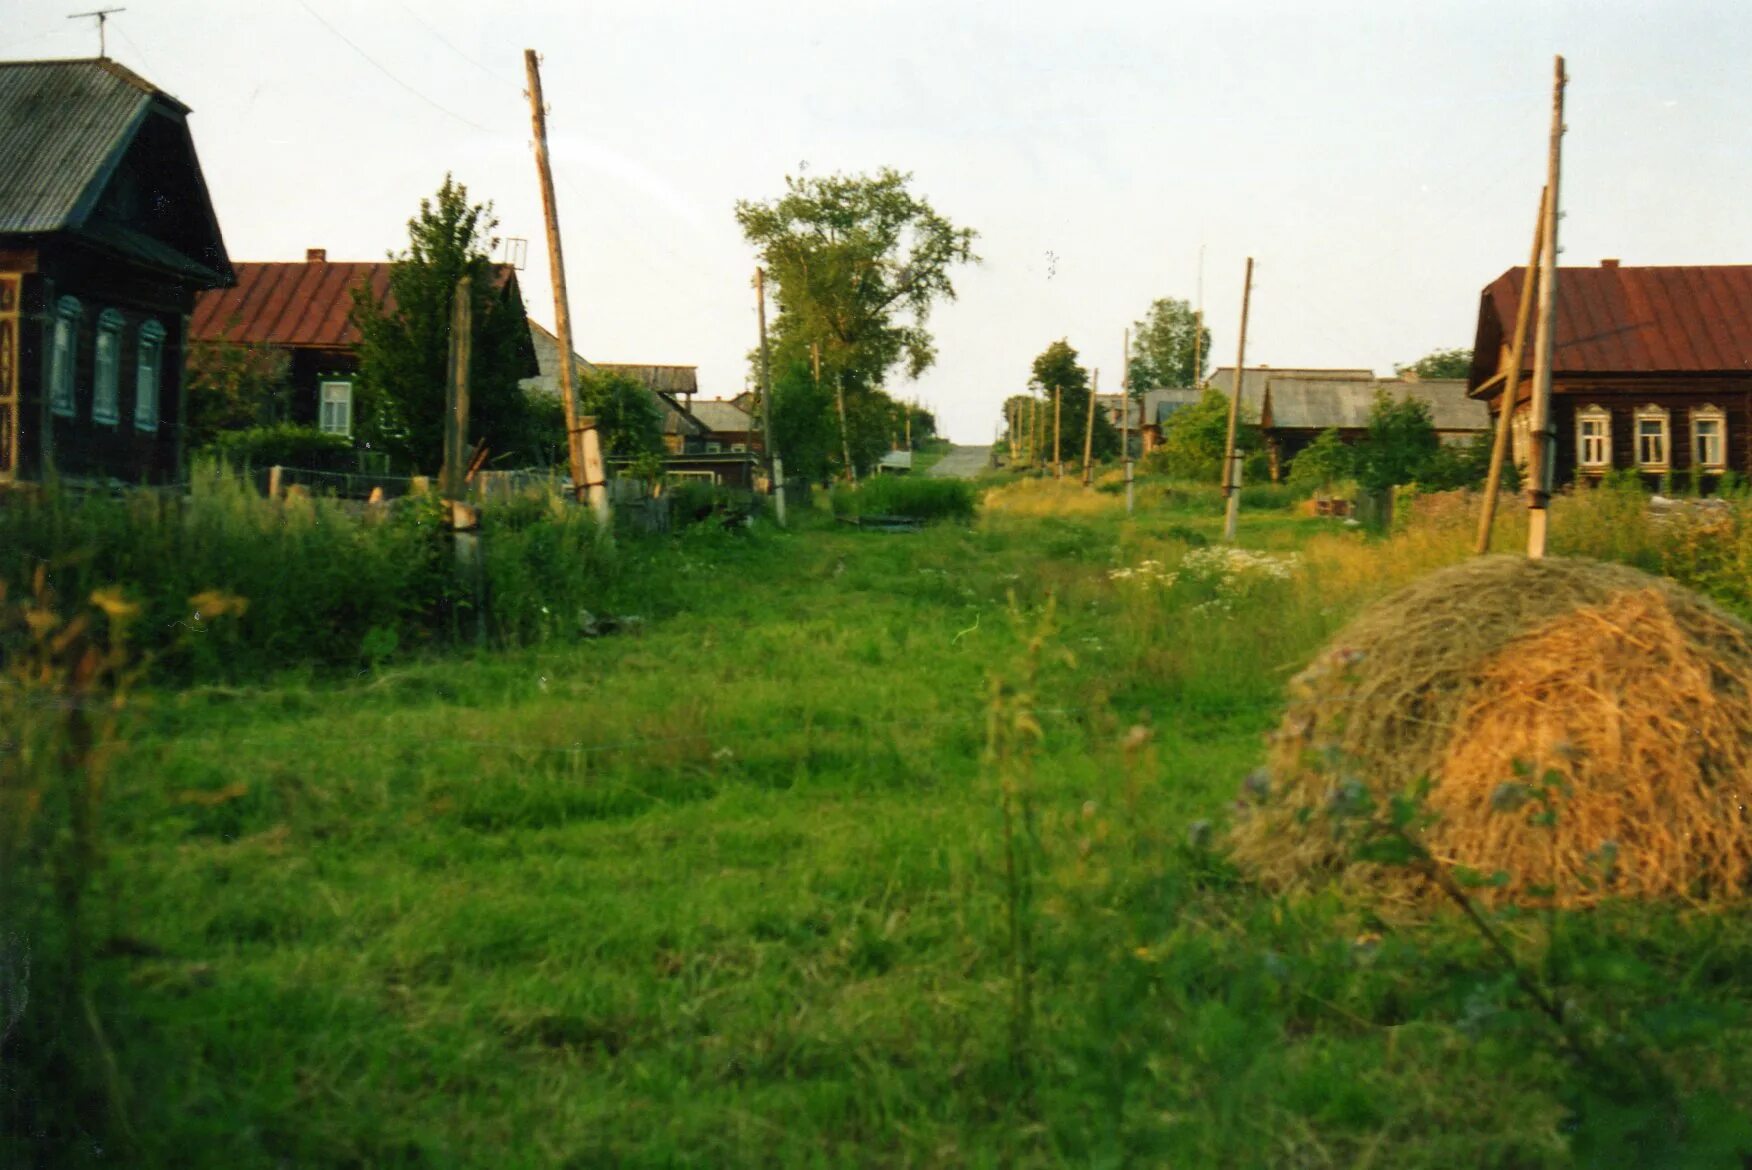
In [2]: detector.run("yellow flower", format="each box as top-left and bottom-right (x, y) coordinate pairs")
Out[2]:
(88, 587), (139, 623)
(189, 590), (249, 619)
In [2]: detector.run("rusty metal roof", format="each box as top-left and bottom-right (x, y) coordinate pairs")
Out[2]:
(191, 259), (520, 349)
(1476, 264), (1752, 382)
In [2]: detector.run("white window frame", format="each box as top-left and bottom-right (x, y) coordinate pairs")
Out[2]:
(318, 379), (353, 438)
(135, 319), (165, 432)
(704, 440), (722, 453)
(1692, 404), (1727, 472)
(1635, 404), (1670, 470)
(669, 469), (718, 485)
(92, 309), (124, 425)
(50, 296), (79, 418)
(1576, 404), (1611, 471)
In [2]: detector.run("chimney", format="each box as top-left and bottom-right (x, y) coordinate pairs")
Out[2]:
(306, 247), (327, 263)
(1601, 258), (1620, 268)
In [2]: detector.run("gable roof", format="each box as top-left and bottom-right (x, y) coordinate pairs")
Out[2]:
(1208, 366), (1376, 410)
(191, 258), (522, 349)
(0, 57), (230, 284)
(1470, 264), (1752, 388)
(595, 363), (699, 396)
(690, 399), (753, 433)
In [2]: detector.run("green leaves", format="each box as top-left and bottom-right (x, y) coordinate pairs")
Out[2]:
(1128, 297), (1210, 390)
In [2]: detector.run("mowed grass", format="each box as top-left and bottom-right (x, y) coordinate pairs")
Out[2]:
(60, 485), (1752, 1167)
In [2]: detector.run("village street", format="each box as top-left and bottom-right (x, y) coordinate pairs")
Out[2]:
(925, 444), (991, 478)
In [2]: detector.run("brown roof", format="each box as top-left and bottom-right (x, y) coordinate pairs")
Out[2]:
(190, 259), (518, 349)
(1472, 264), (1752, 388)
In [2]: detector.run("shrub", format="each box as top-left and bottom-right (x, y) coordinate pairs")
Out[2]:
(831, 476), (977, 522)
(200, 423), (356, 472)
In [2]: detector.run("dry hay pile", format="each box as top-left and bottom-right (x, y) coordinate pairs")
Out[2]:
(1231, 555), (1752, 906)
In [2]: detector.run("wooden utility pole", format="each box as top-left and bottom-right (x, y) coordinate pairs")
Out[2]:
(524, 49), (608, 524)
(817, 342), (854, 484)
(755, 267), (786, 526)
(1527, 56), (1566, 560)
(1052, 385), (1063, 479)
(1192, 309), (1202, 389)
(1475, 186), (1548, 555)
(1081, 368), (1099, 485)
(1122, 328), (1135, 514)
(441, 275), (473, 499)
(1221, 257), (1255, 543)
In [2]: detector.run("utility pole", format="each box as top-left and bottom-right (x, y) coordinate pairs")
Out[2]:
(1221, 257), (1255, 543)
(1475, 186), (1547, 555)
(68, 8), (124, 58)
(817, 342), (855, 484)
(755, 267), (785, 526)
(1081, 368), (1099, 485)
(1527, 56), (1566, 560)
(1052, 384), (1063, 479)
(441, 275), (473, 499)
(524, 49), (608, 525)
(1122, 327), (1135, 514)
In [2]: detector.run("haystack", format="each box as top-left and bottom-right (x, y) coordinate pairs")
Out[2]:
(1231, 556), (1752, 906)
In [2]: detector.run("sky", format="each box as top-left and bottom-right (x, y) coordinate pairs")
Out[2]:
(7, 0), (1750, 442)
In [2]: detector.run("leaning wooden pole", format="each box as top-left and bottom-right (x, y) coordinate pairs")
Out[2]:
(1221, 257), (1255, 543)
(1081, 368), (1099, 485)
(1475, 186), (1548, 555)
(1122, 327), (1134, 514)
(441, 275), (473, 499)
(524, 49), (608, 524)
(1527, 56), (1566, 560)
(1052, 385), (1063, 479)
(755, 267), (785, 526)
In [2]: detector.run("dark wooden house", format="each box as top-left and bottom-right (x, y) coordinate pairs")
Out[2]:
(190, 251), (535, 441)
(1468, 262), (1752, 488)
(0, 57), (233, 485)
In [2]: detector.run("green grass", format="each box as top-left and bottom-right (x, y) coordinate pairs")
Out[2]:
(14, 480), (1752, 1167)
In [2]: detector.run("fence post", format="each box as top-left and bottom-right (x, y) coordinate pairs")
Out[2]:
(267, 464), (282, 499)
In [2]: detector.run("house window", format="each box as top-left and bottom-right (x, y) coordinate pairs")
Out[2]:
(704, 440), (721, 453)
(135, 320), (165, 432)
(730, 442), (747, 453)
(49, 296), (80, 417)
(319, 380), (353, 437)
(1692, 405), (1727, 471)
(92, 309), (124, 425)
(1576, 405), (1611, 470)
(1635, 405), (1670, 469)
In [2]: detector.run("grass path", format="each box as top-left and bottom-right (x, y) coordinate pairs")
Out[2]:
(69, 495), (1752, 1167)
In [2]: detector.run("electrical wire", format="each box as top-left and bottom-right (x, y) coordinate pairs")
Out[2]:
(292, 0), (500, 135)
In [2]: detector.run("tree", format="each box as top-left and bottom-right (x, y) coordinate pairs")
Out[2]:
(1029, 340), (1119, 468)
(736, 168), (977, 476)
(1146, 386), (1261, 481)
(1354, 391), (1439, 492)
(1285, 427), (1355, 493)
(350, 175), (546, 472)
(1395, 347), (1473, 381)
(184, 337), (292, 449)
(576, 370), (664, 460)
(1128, 297), (1210, 390)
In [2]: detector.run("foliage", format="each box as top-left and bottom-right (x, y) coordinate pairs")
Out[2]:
(1145, 385), (1260, 481)
(199, 423), (356, 473)
(1396, 346), (1474, 380)
(1285, 427), (1355, 493)
(577, 370), (665, 459)
(1354, 391), (1440, 492)
(350, 175), (547, 473)
(737, 169), (976, 478)
(830, 475), (977, 522)
(183, 338), (292, 448)
(1415, 435), (1494, 492)
(1128, 296), (1210, 390)
(1029, 339), (1119, 464)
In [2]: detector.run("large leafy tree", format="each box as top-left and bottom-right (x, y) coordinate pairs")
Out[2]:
(736, 168), (977, 477)
(1029, 340), (1119, 465)
(184, 337), (292, 448)
(350, 176), (544, 472)
(1395, 347), (1473, 380)
(1128, 297), (1210, 390)
(1148, 386), (1262, 481)
(577, 370), (664, 459)
(1354, 392), (1439, 491)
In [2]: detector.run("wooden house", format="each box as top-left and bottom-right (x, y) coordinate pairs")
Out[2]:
(0, 57), (234, 485)
(190, 250), (536, 441)
(519, 320), (712, 453)
(1468, 261), (1752, 488)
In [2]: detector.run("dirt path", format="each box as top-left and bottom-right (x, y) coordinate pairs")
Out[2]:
(924, 444), (991, 478)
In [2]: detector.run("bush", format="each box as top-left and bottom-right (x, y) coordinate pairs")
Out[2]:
(831, 476), (977, 522)
(200, 423), (356, 472)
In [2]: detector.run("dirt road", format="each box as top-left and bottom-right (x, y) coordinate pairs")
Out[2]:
(925, 445), (991, 478)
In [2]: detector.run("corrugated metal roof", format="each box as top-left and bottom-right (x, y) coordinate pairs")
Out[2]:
(1259, 376), (1488, 433)
(1208, 366), (1375, 411)
(191, 260), (521, 349)
(1480, 264), (1752, 377)
(0, 58), (162, 234)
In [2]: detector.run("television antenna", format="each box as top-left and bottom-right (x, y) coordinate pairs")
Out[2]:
(498, 237), (528, 271)
(68, 8), (126, 58)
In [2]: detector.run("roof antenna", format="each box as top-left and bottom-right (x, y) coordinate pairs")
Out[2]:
(68, 8), (126, 59)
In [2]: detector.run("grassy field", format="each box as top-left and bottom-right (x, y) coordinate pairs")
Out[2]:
(15, 478), (1752, 1167)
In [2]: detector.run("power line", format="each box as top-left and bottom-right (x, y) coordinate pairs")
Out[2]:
(390, 0), (514, 87)
(292, 0), (499, 135)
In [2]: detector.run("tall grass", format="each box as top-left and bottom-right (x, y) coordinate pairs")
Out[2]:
(831, 475), (977, 522)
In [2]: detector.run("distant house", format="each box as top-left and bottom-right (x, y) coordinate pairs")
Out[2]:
(1209, 366), (1488, 480)
(190, 250), (536, 441)
(1468, 261), (1752, 487)
(689, 398), (763, 454)
(519, 321), (716, 453)
(0, 57), (234, 485)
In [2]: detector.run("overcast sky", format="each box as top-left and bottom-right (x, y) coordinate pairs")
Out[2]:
(7, 1), (1748, 440)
